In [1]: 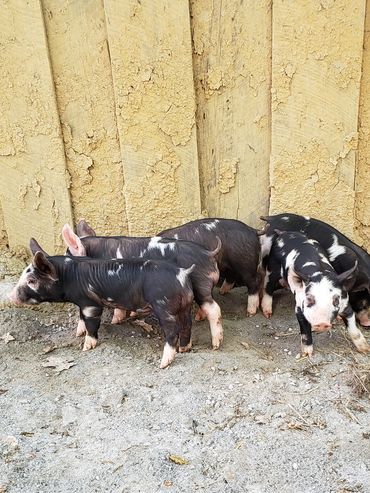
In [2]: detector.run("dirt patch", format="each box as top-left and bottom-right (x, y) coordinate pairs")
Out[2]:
(0, 279), (369, 492)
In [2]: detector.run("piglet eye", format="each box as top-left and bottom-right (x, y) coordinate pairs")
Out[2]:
(306, 294), (315, 307)
(333, 295), (340, 307)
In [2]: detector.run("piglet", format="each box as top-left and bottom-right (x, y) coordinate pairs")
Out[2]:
(9, 240), (195, 368)
(159, 218), (261, 316)
(261, 230), (370, 356)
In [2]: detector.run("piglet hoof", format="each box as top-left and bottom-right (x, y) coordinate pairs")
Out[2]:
(195, 308), (206, 321)
(212, 332), (223, 350)
(76, 320), (86, 337)
(247, 294), (259, 317)
(111, 308), (127, 325)
(179, 340), (192, 353)
(159, 343), (177, 369)
(355, 342), (370, 354)
(300, 344), (313, 358)
(357, 313), (370, 328)
(82, 335), (98, 352)
(219, 280), (234, 295)
(262, 311), (272, 319)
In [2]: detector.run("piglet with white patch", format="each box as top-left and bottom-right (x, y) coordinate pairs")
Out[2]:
(62, 221), (223, 350)
(261, 230), (370, 356)
(9, 239), (195, 368)
(158, 218), (262, 316)
(259, 213), (370, 326)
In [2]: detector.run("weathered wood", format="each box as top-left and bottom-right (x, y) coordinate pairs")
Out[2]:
(42, 0), (129, 236)
(270, 0), (366, 239)
(190, 0), (271, 227)
(356, 0), (370, 250)
(104, 0), (201, 235)
(0, 0), (73, 252)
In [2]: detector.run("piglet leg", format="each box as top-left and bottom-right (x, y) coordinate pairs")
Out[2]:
(340, 306), (370, 353)
(111, 308), (127, 324)
(201, 301), (223, 349)
(296, 306), (314, 357)
(80, 306), (103, 351)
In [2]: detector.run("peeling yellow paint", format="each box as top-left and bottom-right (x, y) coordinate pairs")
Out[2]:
(0, 0), (73, 252)
(270, 0), (366, 240)
(356, 0), (370, 250)
(105, 0), (201, 235)
(191, 0), (271, 226)
(43, 0), (128, 236)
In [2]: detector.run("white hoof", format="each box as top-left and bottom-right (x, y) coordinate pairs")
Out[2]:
(159, 343), (177, 369)
(247, 293), (259, 316)
(82, 335), (98, 351)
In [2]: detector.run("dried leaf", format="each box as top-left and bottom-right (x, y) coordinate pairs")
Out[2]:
(240, 342), (250, 350)
(0, 389), (8, 395)
(169, 454), (189, 465)
(20, 431), (34, 437)
(133, 319), (154, 333)
(42, 356), (75, 374)
(0, 333), (15, 344)
(43, 345), (56, 354)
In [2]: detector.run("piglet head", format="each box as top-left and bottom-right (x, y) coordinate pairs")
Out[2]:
(289, 262), (358, 332)
(62, 224), (87, 256)
(9, 243), (59, 305)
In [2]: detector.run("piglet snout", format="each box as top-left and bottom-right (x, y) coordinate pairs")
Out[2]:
(8, 288), (21, 305)
(312, 322), (331, 333)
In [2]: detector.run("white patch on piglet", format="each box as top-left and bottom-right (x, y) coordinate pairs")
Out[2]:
(327, 234), (346, 262)
(148, 237), (174, 256)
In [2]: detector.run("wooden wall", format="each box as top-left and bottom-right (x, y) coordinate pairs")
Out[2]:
(0, 0), (369, 253)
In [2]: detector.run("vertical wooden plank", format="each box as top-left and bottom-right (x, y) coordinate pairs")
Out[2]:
(270, 0), (366, 239)
(0, 0), (73, 252)
(104, 0), (201, 235)
(356, 0), (370, 251)
(42, 0), (129, 236)
(0, 202), (8, 249)
(190, 0), (271, 227)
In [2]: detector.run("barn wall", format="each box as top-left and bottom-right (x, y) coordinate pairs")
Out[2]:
(190, 0), (271, 227)
(42, 0), (129, 236)
(0, 0), (73, 253)
(0, 0), (369, 253)
(356, 0), (370, 250)
(270, 0), (366, 241)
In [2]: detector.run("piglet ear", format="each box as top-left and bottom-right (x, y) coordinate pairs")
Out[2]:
(337, 261), (358, 291)
(29, 238), (47, 256)
(76, 219), (96, 238)
(61, 224), (86, 256)
(33, 251), (58, 281)
(287, 268), (307, 293)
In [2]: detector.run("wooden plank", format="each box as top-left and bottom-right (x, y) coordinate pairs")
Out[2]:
(356, 0), (370, 251)
(0, 202), (8, 249)
(270, 0), (366, 239)
(42, 0), (129, 236)
(190, 0), (271, 227)
(104, 0), (201, 235)
(0, 0), (73, 252)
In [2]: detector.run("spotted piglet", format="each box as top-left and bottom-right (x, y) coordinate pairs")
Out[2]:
(9, 240), (195, 368)
(260, 230), (370, 356)
(159, 218), (262, 316)
(62, 222), (223, 350)
(259, 213), (370, 327)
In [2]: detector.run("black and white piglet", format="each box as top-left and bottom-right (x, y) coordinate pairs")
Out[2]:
(158, 218), (261, 316)
(62, 221), (223, 349)
(9, 240), (195, 368)
(259, 213), (370, 326)
(261, 230), (370, 356)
